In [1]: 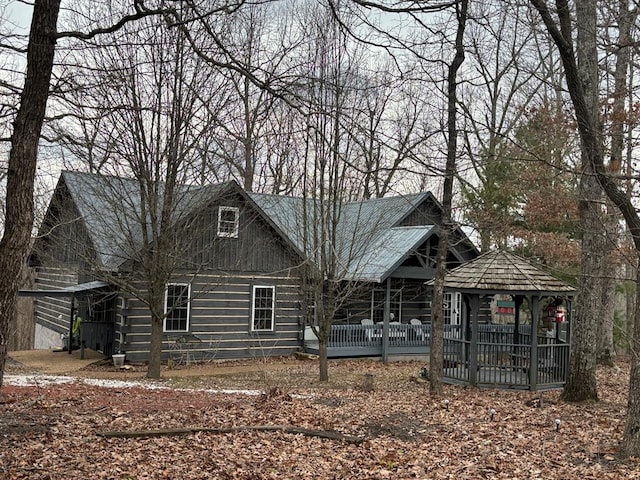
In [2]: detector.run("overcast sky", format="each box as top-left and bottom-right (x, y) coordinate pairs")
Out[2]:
(5, 1), (32, 32)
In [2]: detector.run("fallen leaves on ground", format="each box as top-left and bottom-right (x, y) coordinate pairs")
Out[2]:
(1, 359), (638, 479)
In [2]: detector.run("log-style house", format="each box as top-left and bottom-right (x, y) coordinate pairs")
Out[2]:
(26, 171), (478, 364)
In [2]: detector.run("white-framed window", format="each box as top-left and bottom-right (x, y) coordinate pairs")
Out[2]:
(164, 283), (190, 332)
(371, 289), (402, 323)
(443, 291), (461, 325)
(251, 285), (275, 331)
(217, 206), (239, 238)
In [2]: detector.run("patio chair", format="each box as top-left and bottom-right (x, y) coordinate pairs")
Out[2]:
(410, 318), (425, 341)
(361, 318), (378, 342)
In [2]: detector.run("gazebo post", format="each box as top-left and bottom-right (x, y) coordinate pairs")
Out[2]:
(530, 295), (540, 391)
(469, 294), (480, 386)
(513, 296), (524, 353)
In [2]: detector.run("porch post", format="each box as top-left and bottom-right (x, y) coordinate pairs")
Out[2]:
(469, 294), (479, 386)
(382, 278), (391, 365)
(68, 294), (76, 355)
(530, 295), (539, 390)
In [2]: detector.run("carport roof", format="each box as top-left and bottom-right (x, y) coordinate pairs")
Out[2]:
(18, 280), (111, 298)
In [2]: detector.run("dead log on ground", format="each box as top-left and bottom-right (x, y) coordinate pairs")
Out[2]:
(97, 424), (364, 444)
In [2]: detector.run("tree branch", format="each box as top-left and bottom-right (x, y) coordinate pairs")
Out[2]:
(97, 424), (365, 444)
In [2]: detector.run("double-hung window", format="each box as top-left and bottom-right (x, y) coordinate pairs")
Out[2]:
(251, 285), (275, 332)
(164, 283), (190, 332)
(217, 206), (239, 238)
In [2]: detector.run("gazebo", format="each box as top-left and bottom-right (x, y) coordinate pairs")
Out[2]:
(431, 250), (575, 391)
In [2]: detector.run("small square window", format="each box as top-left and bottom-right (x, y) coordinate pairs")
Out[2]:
(217, 206), (239, 238)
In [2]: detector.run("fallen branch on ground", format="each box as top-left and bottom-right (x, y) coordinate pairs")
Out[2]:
(97, 424), (365, 444)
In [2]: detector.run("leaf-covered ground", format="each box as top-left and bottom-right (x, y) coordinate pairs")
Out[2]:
(1, 358), (638, 479)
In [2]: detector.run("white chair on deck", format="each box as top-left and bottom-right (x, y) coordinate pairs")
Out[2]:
(361, 318), (377, 342)
(410, 318), (425, 341)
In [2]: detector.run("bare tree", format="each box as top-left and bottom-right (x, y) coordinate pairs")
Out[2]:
(529, 0), (640, 455)
(51, 12), (221, 379)
(0, 0), (60, 388)
(596, 1), (638, 366)
(429, 0), (468, 396)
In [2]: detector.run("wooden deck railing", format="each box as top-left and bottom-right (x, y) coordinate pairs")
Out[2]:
(304, 322), (568, 391)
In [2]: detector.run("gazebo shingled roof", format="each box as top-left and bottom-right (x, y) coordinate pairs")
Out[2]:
(433, 250), (576, 296)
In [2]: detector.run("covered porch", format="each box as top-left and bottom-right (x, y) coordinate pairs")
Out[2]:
(305, 250), (575, 391)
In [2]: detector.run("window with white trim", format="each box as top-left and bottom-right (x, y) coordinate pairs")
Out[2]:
(251, 285), (275, 331)
(217, 206), (239, 238)
(164, 283), (190, 332)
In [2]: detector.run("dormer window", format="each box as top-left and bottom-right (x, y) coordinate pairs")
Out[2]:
(217, 206), (239, 238)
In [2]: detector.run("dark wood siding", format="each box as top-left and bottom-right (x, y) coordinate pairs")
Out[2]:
(399, 197), (440, 227)
(183, 195), (301, 274)
(117, 272), (303, 363)
(32, 267), (80, 334)
(33, 188), (96, 269)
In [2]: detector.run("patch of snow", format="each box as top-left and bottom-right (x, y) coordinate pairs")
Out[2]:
(3, 374), (264, 396)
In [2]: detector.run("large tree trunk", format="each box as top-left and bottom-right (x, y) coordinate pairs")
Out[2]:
(620, 264), (640, 456)
(147, 314), (164, 379)
(429, 0), (468, 396)
(530, 0), (640, 456)
(0, 0), (60, 388)
(562, 0), (600, 402)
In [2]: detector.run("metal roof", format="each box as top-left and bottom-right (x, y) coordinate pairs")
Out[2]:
(19, 280), (111, 298)
(343, 226), (436, 282)
(61, 172), (230, 269)
(249, 192), (436, 282)
(56, 171), (467, 283)
(428, 250), (576, 295)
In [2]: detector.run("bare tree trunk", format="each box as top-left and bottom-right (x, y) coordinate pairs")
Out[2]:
(561, 0), (600, 402)
(530, 0), (640, 456)
(147, 314), (164, 379)
(0, 0), (60, 388)
(620, 265), (640, 456)
(429, 0), (468, 396)
(598, 0), (635, 366)
(318, 342), (328, 382)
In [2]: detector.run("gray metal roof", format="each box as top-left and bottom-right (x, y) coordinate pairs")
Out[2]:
(19, 280), (111, 297)
(57, 171), (462, 283)
(429, 250), (576, 295)
(249, 192), (437, 282)
(61, 171), (229, 269)
(343, 226), (436, 282)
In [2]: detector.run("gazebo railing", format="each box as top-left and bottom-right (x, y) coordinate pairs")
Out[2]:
(443, 334), (569, 390)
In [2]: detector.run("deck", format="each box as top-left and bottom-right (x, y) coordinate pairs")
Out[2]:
(304, 323), (569, 390)
(303, 322), (434, 358)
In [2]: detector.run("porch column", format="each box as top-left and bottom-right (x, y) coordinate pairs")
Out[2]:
(469, 294), (479, 386)
(382, 278), (391, 364)
(530, 295), (539, 390)
(68, 294), (76, 355)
